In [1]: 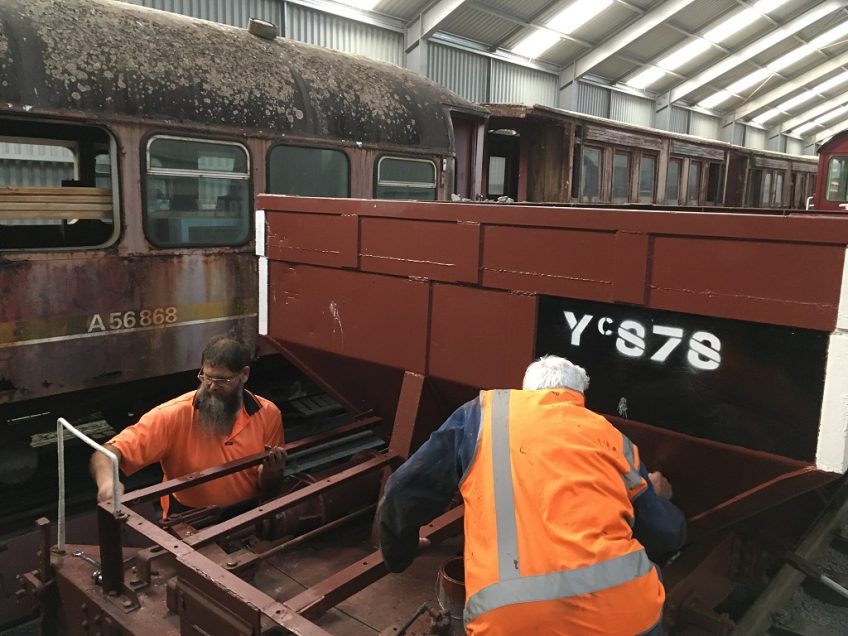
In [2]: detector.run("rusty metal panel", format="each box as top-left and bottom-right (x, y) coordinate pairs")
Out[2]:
(266, 262), (429, 372)
(359, 217), (480, 283)
(265, 211), (359, 268)
(428, 284), (535, 389)
(481, 224), (616, 300)
(0, 252), (257, 405)
(648, 235), (843, 330)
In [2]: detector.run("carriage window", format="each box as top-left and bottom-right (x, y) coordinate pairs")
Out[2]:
(375, 156), (437, 200)
(145, 136), (250, 247)
(707, 163), (723, 204)
(763, 172), (773, 207)
(666, 158), (681, 203)
(825, 157), (848, 202)
(639, 155), (656, 202)
(0, 119), (118, 250)
(581, 147), (601, 199)
(268, 145), (348, 197)
(687, 161), (701, 204)
(612, 152), (630, 200)
(488, 156), (507, 196)
(774, 173), (784, 207)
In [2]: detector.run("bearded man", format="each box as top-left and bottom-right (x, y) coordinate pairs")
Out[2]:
(90, 335), (285, 518)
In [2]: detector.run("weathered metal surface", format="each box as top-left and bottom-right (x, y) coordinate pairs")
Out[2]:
(0, 0), (483, 148)
(258, 195), (848, 532)
(0, 251), (257, 407)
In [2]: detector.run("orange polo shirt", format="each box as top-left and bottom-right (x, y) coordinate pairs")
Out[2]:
(109, 390), (283, 516)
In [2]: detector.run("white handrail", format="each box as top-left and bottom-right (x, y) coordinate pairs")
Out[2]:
(56, 417), (121, 553)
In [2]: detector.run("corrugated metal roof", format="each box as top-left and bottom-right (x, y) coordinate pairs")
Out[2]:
(104, 0), (848, 146)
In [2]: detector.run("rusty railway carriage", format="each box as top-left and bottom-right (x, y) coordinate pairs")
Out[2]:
(19, 193), (848, 635)
(483, 103), (818, 209)
(0, 0), (486, 625)
(812, 129), (848, 213)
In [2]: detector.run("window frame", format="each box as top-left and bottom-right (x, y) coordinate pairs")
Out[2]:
(374, 155), (438, 201)
(0, 120), (121, 252)
(142, 133), (252, 249)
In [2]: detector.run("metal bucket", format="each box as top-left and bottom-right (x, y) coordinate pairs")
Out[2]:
(436, 556), (465, 634)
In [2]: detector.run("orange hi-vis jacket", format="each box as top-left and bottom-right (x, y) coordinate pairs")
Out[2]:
(460, 388), (664, 635)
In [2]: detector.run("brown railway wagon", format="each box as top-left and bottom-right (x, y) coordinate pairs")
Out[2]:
(27, 195), (848, 635)
(483, 103), (818, 210)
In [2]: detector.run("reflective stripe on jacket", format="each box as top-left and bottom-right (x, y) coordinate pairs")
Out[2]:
(459, 388), (665, 635)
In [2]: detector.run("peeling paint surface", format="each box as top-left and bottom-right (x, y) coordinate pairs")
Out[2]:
(0, 0), (482, 147)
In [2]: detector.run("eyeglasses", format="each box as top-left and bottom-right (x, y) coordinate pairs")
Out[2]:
(197, 371), (239, 386)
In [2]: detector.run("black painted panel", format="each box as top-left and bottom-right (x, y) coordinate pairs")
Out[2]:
(536, 296), (828, 460)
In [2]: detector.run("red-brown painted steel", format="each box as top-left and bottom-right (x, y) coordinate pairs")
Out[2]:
(258, 195), (848, 532)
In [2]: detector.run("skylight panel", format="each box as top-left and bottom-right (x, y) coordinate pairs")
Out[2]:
(625, 0), (789, 91)
(511, 0), (612, 59)
(809, 20), (848, 49)
(547, 0), (613, 34)
(335, 0), (380, 10)
(699, 90), (733, 110)
(658, 40), (712, 71)
(752, 108), (781, 124)
(726, 68), (771, 94)
(815, 105), (848, 126)
(791, 121), (816, 136)
(512, 30), (561, 60)
(627, 67), (667, 90)
(780, 91), (817, 111)
(816, 71), (848, 93)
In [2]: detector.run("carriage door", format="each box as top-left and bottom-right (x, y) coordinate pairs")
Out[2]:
(450, 114), (482, 200)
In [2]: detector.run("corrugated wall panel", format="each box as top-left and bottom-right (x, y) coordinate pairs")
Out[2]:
(427, 43), (488, 104)
(785, 136), (803, 155)
(690, 112), (719, 139)
(490, 61), (557, 106)
(0, 160), (74, 187)
(286, 4), (403, 65)
(745, 126), (766, 150)
(577, 82), (610, 118)
(0, 143), (74, 162)
(668, 106), (689, 134)
(609, 92), (653, 127)
(122, 0), (281, 27)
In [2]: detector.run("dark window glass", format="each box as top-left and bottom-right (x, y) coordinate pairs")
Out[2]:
(375, 156), (437, 200)
(268, 145), (349, 197)
(706, 162), (722, 204)
(687, 161), (701, 204)
(639, 155), (655, 202)
(666, 158), (681, 202)
(826, 157), (848, 202)
(612, 152), (630, 200)
(145, 136), (250, 247)
(748, 169), (762, 206)
(0, 120), (117, 250)
(581, 147), (601, 199)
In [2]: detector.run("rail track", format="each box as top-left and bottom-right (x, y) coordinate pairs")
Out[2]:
(734, 484), (848, 635)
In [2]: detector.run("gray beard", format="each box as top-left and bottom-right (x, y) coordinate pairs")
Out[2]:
(196, 385), (242, 439)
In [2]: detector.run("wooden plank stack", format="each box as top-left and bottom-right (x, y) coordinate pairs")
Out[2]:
(0, 187), (113, 221)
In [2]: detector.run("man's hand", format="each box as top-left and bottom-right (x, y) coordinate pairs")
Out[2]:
(96, 479), (125, 504)
(258, 445), (287, 491)
(649, 471), (673, 500)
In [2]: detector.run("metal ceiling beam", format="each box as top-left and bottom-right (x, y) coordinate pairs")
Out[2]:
(657, 1), (844, 107)
(558, 0), (696, 88)
(721, 51), (848, 127)
(813, 117), (848, 145)
(771, 92), (848, 135)
(405, 0), (468, 50)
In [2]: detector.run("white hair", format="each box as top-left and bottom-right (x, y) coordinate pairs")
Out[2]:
(522, 355), (590, 393)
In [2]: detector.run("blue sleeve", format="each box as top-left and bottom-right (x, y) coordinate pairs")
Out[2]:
(632, 463), (687, 557)
(378, 398), (481, 572)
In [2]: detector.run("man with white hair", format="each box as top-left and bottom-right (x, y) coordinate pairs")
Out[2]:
(378, 355), (685, 635)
